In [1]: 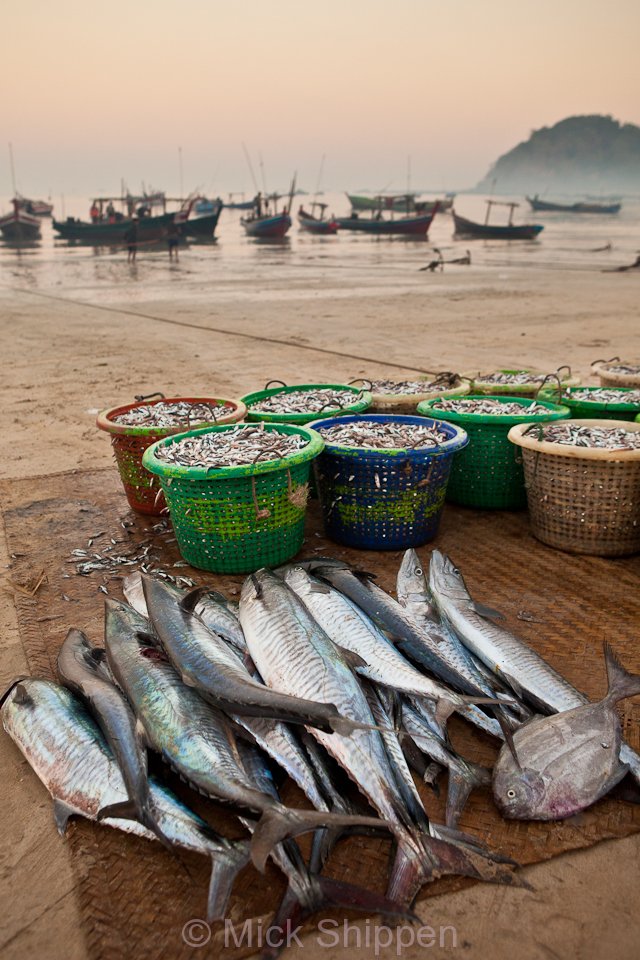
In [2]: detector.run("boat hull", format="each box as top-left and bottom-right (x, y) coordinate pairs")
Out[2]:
(335, 210), (436, 236)
(527, 196), (621, 214)
(298, 213), (338, 234)
(53, 212), (175, 244)
(0, 210), (41, 241)
(241, 213), (292, 238)
(452, 211), (543, 240)
(180, 205), (222, 238)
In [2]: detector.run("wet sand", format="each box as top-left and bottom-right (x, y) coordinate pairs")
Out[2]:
(1, 264), (639, 959)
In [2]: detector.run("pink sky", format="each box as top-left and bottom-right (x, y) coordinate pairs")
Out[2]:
(3, 0), (639, 196)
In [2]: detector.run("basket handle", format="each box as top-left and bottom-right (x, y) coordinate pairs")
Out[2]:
(555, 365), (572, 379)
(134, 391), (166, 402)
(535, 373), (562, 402)
(348, 378), (373, 391)
(591, 356), (619, 368)
(264, 379), (287, 391)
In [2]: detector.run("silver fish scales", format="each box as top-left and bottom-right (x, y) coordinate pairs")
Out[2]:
(565, 388), (640, 405)
(432, 398), (550, 416)
(317, 421), (448, 449)
(523, 422), (640, 450)
(155, 424), (308, 468)
(112, 400), (235, 428)
(249, 387), (362, 414)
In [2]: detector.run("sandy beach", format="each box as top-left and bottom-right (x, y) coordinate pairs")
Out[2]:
(2, 261), (640, 959)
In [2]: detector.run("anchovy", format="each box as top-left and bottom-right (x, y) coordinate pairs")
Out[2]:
(57, 628), (167, 843)
(493, 644), (640, 819)
(428, 549), (640, 784)
(1, 678), (251, 921)
(142, 574), (364, 734)
(104, 598), (384, 868)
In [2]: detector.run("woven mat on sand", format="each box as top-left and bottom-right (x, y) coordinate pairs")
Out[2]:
(2, 467), (639, 960)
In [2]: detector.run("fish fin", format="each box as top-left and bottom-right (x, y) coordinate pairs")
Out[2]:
(250, 574), (263, 599)
(97, 799), (140, 822)
(604, 642), (640, 704)
(179, 586), (207, 613)
(445, 765), (490, 829)
(205, 841), (252, 923)
(496, 670), (526, 701)
(491, 708), (522, 769)
(472, 601), (506, 621)
(0, 676), (30, 707)
(308, 581), (331, 594)
(250, 807), (390, 873)
(53, 799), (76, 835)
(336, 646), (368, 671)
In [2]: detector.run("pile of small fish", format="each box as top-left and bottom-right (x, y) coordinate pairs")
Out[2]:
(112, 400), (236, 428)
(430, 398), (550, 416)
(474, 370), (548, 385)
(369, 375), (461, 396)
(316, 421), (449, 449)
(154, 424), (309, 468)
(248, 388), (362, 415)
(5, 548), (639, 942)
(601, 362), (640, 376)
(523, 422), (640, 450)
(565, 388), (640, 406)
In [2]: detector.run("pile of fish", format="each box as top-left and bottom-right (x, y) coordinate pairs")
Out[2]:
(473, 370), (548, 385)
(154, 424), (309, 468)
(430, 398), (550, 416)
(523, 422), (640, 450)
(111, 400), (237, 428)
(564, 388), (640, 406)
(368, 374), (462, 396)
(601, 362), (640, 376)
(316, 421), (450, 449)
(248, 388), (363, 415)
(3, 549), (640, 943)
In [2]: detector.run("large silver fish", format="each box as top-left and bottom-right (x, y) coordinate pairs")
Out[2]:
(493, 644), (640, 820)
(57, 628), (167, 843)
(1, 677), (251, 921)
(428, 549), (640, 784)
(240, 569), (520, 905)
(104, 597), (384, 868)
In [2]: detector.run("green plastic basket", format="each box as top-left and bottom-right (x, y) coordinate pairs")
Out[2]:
(242, 383), (372, 424)
(416, 395), (570, 509)
(142, 423), (324, 573)
(539, 386), (640, 422)
(471, 368), (580, 398)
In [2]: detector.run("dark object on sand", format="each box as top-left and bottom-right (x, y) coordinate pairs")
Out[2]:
(602, 255), (640, 273)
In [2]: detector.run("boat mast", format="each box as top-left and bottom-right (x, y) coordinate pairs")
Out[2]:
(8, 143), (17, 196)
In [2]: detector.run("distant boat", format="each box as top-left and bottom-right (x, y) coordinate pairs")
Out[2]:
(347, 192), (444, 215)
(336, 202), (438, 237)
(241, 179), (295, 239)
(527, 194), (622, 215)
(0, 199), (41, 241)
(18, 196), (53, 217)
(194, 197), (221, 215)
(298, 201), (338, 235)
(452, 201), (543, 240)
(224, 192), (255, 210)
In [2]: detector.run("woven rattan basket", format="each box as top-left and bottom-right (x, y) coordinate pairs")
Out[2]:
(508, 419), (640, 556)
(591, 358), (640, 388)
(351, 375), (470, 414)
(97, 396), (246, 515)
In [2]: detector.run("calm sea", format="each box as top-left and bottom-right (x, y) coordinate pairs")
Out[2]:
(1, 191), (638, 306)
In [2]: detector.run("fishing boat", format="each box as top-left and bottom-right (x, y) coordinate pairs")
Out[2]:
(527, 195), (622, 215)
(336, 201), (438, 237)
(180, 200), (223, 239)
(224, 193), (255, 210)
(452, 201), (543, 240)
(0, 199), (41, 241)
(193, 196), (221, 215)
(53, 195), (215, 244)
(18, 196), (53, 217)
(297, 202), (338, 235)
(241, 179), (295, 239)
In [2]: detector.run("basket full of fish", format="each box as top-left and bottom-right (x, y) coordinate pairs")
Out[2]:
(508, 419), (640, 556)
(470, 366), (580, 398)
(241, 382), (372, 424)
(352, 372), (470, 414)
(3, 548), (640, 934)
(142, 421), (324, 573)
(543, 386), (640, 421)
(97, 394), (246, 515)
(309, 414), (468, 549)
(591, 357), (640, 389)
(417, 395), (569, 510)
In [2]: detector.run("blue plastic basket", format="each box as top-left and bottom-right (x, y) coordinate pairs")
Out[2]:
(310, 414), (468, 549)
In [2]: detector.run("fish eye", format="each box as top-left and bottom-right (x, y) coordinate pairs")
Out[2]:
(415, 567), (422, 577)
(507, 789), (516, 799)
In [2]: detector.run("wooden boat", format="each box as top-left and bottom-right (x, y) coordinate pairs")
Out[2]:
(297, 202), (338, 235)
(241, 179), (294, 239)
(452, 201), (543, 240)
(180, 200), (223, 239)
(0, 199), (41, 241)
(18, 196), (53, 217)
(347, 192), (442, 215)
(527, 195), (621, 215)
(53, 211), (176, 244)
(336, 202), (438, 236)
(224, 193), (255, 210)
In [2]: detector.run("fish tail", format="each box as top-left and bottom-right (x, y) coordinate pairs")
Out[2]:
(258, 874), (417, 960)
(604, 642), (640, 704)
(205, 840), (252, 923)
(250, 806), (391, 873)
(445, 763), (490, 829)
(97, 798), (175, 853)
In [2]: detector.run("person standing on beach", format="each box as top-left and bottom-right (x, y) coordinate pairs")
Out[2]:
(124, 217), (139, 263)
(166, 220), (180, 261)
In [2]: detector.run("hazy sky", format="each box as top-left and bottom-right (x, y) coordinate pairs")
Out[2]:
(3, 0), (639, 197)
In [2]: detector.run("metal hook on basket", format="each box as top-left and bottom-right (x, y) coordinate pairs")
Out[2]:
(134, 392), (166, 402)
(535, 373), (563, 402)
(555, 365), (572, 379)
(264, 379), (288, 391)
(591, 356), (620, 368)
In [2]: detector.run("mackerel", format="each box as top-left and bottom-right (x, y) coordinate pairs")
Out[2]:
(1, 678), (251, 921)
